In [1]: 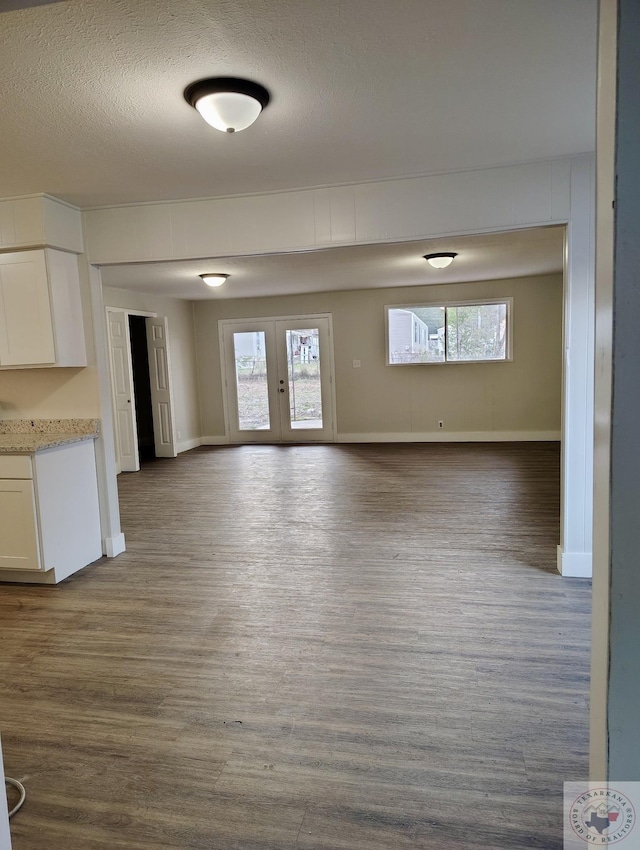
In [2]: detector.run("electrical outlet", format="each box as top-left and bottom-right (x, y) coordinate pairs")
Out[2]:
(353, 359), (361, 368)
(438, 420), (444, 430)
(177, 430), (182, 439)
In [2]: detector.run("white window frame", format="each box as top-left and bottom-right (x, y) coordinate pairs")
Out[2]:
(385, 297), (513, 365)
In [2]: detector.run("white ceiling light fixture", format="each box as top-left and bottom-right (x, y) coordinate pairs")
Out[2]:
(424, 252), (458, 269)
(200, 273), (229, 287)
(184, 77), (271, 133)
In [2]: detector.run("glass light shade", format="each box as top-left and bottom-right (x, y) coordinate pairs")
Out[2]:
(195, 92), (263, 133)
(200, 274), (228, 287)
(426, 255), (455, 269)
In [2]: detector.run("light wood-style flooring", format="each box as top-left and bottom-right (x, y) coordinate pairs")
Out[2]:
(1, 443), (591, 849)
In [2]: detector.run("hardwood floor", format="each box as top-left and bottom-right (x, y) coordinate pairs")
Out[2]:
(1, 443), (591, 849)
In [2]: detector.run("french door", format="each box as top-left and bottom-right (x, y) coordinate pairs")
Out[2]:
(221, 315), (335, 443)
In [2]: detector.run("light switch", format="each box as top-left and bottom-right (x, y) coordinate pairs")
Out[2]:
(352, 359), (361, 368)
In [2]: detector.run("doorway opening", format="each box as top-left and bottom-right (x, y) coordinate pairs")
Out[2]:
(106, 308), (177, 472)
(128, 315), (155, 463)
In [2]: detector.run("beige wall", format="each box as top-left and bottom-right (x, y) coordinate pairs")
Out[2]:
(102, 287), (201, 448)
(0, 367), (99, 420)
(194, 274), (563, 439)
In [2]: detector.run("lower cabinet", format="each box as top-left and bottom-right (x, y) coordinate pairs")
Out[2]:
(0, 441), (102, 583)
(0, 476), (40, 570)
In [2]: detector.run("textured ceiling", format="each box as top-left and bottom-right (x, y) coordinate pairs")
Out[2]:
(100, 226), (565, 301)
(0, 0), (597, 208)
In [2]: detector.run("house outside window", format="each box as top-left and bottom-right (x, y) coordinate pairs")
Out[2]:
(386, 299), (512, 365)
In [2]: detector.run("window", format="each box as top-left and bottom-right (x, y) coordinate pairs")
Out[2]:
(386, 299), (511, 365)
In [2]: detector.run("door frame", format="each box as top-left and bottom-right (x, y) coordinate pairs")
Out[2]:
(106, 307), (143, 473)
(219, 312), (337, 444)
(105, 306), (178, 471)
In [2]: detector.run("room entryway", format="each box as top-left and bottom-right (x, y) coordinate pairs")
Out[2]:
(106, 309), (178, 472)
(220, 315), (335, 443)
(128, 315), (155, 462)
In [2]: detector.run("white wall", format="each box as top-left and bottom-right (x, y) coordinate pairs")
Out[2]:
(194, 274), (562, 441)
(84, 160), (572, 264)
(102, 287), (201, 451)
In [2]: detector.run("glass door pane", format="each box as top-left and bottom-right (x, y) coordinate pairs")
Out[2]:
(276, 317), (334, 442)
(232, 331), (270, 430)
(285, 328), (323, 430)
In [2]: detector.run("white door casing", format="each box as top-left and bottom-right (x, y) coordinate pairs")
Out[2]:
(146, 316), (177, 458)
(106, 309), (139, 473)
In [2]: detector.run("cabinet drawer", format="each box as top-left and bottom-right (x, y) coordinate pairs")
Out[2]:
(0, 455), (33, 479)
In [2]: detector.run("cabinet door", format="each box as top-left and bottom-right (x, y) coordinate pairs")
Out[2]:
(0, 480), (41, 570)
(0, 251), (56, 366)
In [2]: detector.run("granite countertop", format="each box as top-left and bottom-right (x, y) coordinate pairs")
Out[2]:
(0, 419), (100, 454)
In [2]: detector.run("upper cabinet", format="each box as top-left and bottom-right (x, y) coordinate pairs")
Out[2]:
(0, 195), (83, 254)
(0, 249), (87, 368)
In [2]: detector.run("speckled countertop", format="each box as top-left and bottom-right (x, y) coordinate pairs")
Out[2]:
(0, 419), (100, 454)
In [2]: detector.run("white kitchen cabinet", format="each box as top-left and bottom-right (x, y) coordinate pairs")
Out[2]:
(0, 441), (102, 583)
(0, 477), (41, 571)
(0, 248), (86, 368)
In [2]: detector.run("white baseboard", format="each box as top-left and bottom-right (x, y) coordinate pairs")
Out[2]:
(198, 431), (560, 446)
(557, 546), (592, 578)
(104, 533), (126, 558)
(336, 430), (562, 443)
(177, 437), (203, 453)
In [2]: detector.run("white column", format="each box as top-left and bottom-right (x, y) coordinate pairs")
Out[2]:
(558, 155), (595, 577)
(0, 738), (12, 850)
(85, 260), (125, 557)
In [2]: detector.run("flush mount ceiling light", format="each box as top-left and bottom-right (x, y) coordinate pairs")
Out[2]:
(200, 273), (229, 287)
(424, 252), (458, 269)
(184, 77), (270, 133)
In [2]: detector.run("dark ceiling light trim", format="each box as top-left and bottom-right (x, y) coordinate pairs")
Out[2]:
(184, 77), (270, 110)
(424, 252), (458, 269)
(184, 77), (271, 133)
